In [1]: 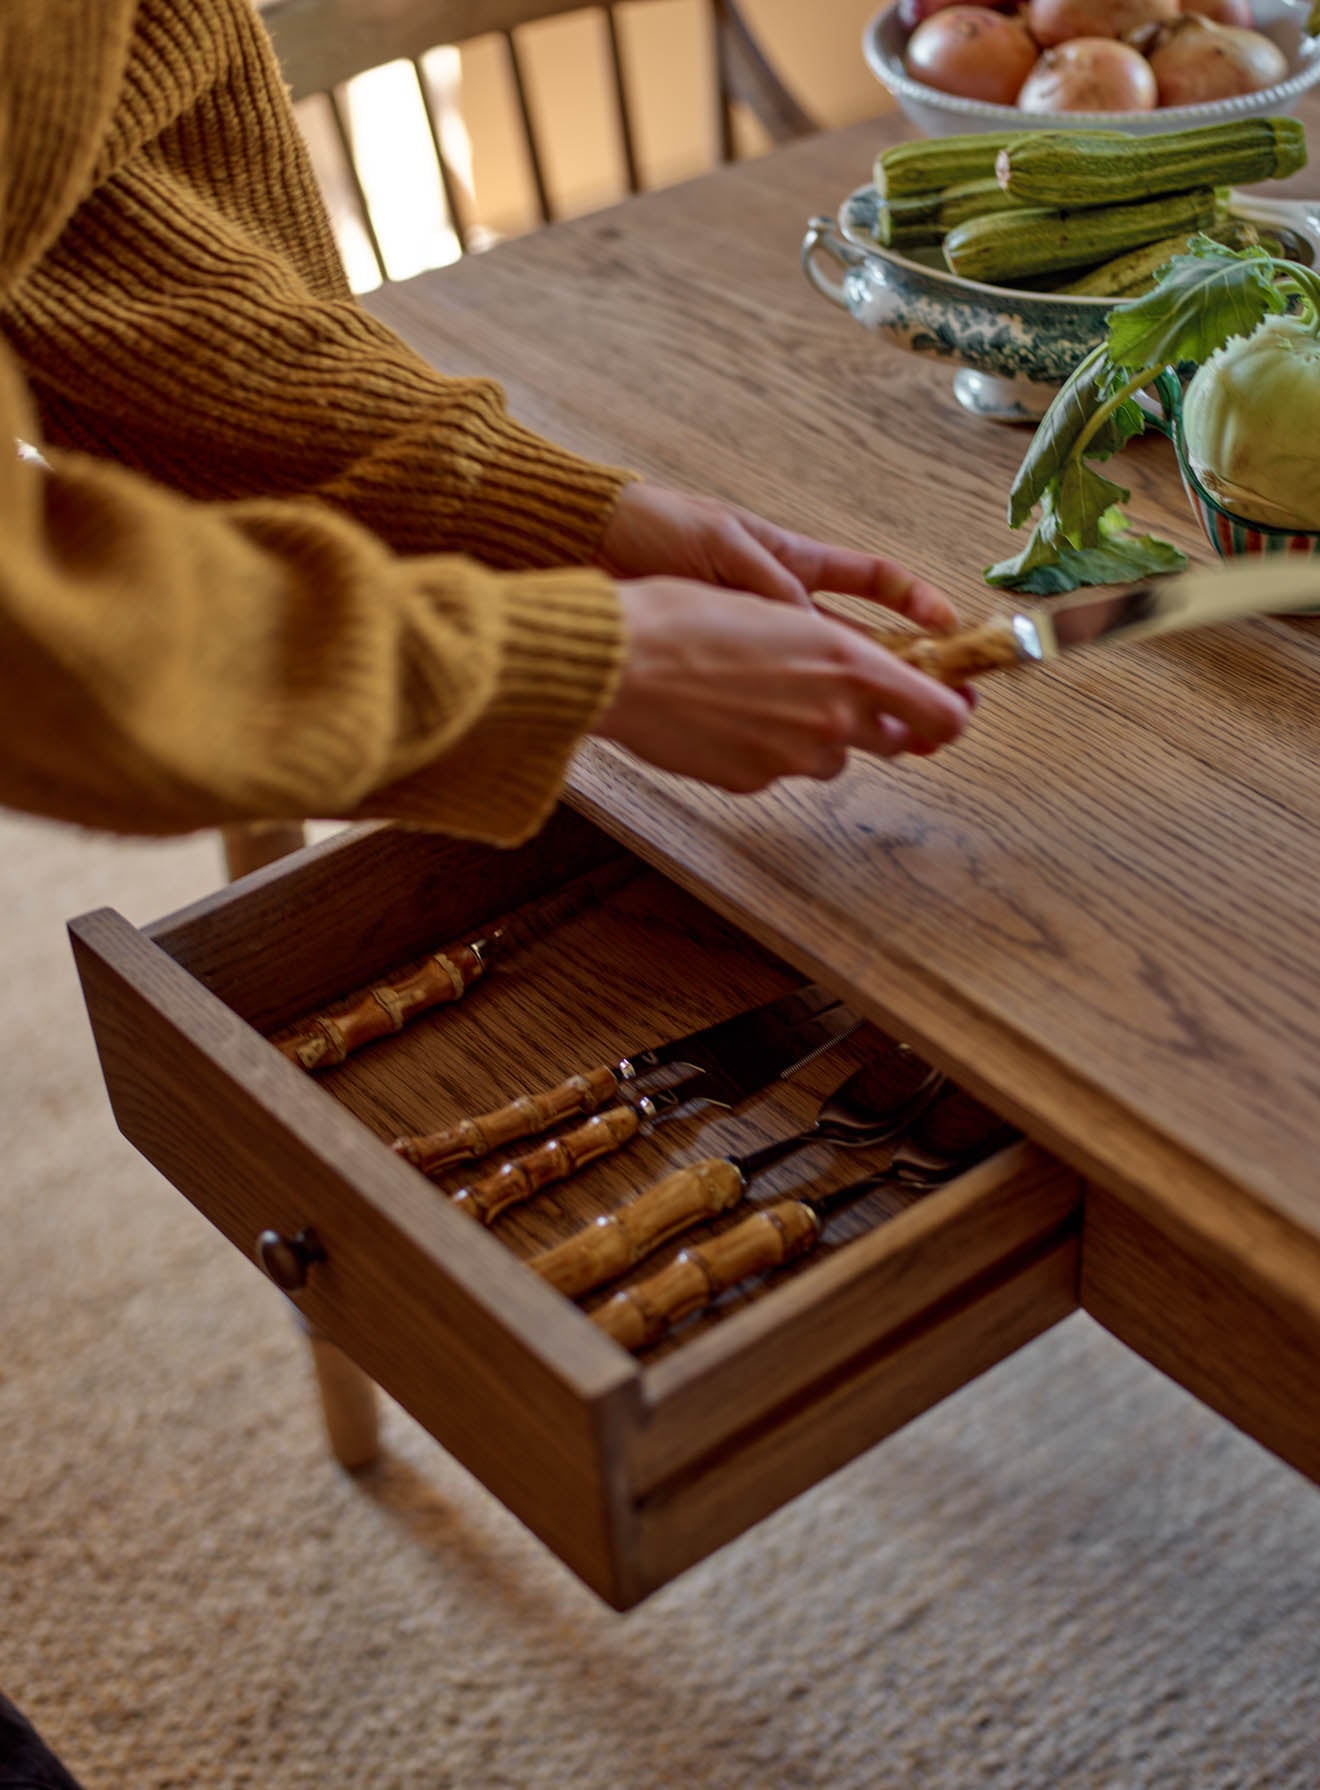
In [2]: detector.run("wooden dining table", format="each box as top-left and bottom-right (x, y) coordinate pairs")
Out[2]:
(362, 103), (1320, 1492)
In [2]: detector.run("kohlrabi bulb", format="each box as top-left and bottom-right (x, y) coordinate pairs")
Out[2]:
(1182, 314), (1320, 532)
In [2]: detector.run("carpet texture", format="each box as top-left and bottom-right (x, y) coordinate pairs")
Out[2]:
(1, 812), (1317, 1790)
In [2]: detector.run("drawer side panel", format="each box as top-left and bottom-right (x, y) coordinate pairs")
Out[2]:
(70, 908), (645, 1606)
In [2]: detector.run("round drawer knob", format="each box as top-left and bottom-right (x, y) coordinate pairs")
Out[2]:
(256, 1226), (325, 1292)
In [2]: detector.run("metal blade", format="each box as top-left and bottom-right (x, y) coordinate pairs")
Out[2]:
(1014, 557), (1320, 665)
(628, 990), (857, 1114)
(626, 983), (845, 1081)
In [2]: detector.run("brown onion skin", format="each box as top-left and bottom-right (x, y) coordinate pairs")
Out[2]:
(1026, 0), (1179, 47)
(1018, 38), (1160, 111)
(905, 8), (1040, 103)
(1178, 0), (1254, 24)
(1147, 14), (1287, 105)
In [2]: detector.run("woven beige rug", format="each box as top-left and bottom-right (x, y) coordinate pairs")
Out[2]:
(2, 811), (1317, 1790)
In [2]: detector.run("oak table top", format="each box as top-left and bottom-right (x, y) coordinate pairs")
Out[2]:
(365, 108), (1320, 1407)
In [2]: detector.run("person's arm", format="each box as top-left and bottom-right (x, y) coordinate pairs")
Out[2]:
(0, 343), (623, 839)
(3, 0), (634, 570)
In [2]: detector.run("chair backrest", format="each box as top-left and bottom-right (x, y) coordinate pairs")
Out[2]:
(257, 0), (816, 284)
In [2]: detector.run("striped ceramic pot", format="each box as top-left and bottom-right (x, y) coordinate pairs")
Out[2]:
(1156, 370), (1320, 563)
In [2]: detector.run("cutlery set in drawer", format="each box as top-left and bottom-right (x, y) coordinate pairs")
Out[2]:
(270, 866), (1019, 1355)
(71, 815), (1082, 1604)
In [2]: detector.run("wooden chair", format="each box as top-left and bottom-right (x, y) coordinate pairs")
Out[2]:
(257, 0), (817, 285)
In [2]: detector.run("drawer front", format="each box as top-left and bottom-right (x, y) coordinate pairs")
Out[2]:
(627, 1144), (1079, 1598)
(72, 819), (1083, 1608)
(635, 1233), (1078, 1595)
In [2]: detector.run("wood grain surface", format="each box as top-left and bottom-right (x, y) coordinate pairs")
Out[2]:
(364, 108), (1320, 1434)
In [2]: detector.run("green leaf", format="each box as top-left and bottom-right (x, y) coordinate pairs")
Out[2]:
(985, 502), (1186, 594)
(1105, 240), (1284, 374)
(1056, 460), (1129, 548)
(1086, 389), (1146, 463)
(1007, 345), (1108, 529)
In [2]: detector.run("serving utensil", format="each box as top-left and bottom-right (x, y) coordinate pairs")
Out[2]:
(441, 996), (862, 1226)
(272, 858), (638, 1071)
(592, 1096), (1019, 1353)
(839, 554), (1320, 688)
(393, 983), (848, 1176)
(529, 1046), (944, 1298)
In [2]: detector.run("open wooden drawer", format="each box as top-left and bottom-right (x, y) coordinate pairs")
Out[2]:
(69, 809), (1081, 1609)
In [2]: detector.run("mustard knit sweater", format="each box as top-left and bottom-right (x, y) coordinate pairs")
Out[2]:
(0, 0), (631, 841)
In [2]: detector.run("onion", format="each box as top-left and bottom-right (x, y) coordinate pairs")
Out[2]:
(905, 8), (1040, 103)
(1018, 39), (1160, 111)
(1026, 0), (1178, 47)
(1178, 0), (1254, 24)
(1147, 14), (1287, 104)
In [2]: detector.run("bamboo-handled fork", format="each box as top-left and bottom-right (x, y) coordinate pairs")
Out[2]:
(528, 1054), (946, 1299)
(594, 1102), (1019, 1353)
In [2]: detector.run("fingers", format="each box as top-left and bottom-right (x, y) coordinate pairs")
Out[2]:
(740, 517), (960, 634)
(703, 517), (813, 608)
(835, 634), (972, 745)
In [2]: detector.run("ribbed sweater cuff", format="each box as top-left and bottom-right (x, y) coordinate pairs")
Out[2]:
(451, 417), (638, 572)
(363, 567), (624, 845)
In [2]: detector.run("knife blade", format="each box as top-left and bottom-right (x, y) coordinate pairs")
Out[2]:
(391, 982), (852, 1177)
(443, 999), (860, 1225)
(832, 555), (1320, 687)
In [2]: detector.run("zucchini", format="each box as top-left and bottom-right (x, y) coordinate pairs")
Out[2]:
(873, 177), (1032, 251)
(1059, 216), (1304, 298)
(874, 132), (1021, 201)
(1059, 233), (1200, 298)
(943, 188), (1221, 285)
(995, 117), (1307, 209)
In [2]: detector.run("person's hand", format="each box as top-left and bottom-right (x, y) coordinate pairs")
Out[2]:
(593, 578), (972, 795)
(597, 482), (958, 634)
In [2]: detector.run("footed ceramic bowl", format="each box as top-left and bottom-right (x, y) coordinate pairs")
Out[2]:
(802, 188), (1320, 423)
(803, 185), (1113, 422)
(864, 0), (1320, 140)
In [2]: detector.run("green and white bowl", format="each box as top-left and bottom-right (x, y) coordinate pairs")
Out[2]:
(803, 185), (1115, 422)
(802, 187), (1320, 424)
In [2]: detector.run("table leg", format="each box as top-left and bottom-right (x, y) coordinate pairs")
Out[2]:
(221, 820), (307, 881)
(302, 1321), (382, 1470)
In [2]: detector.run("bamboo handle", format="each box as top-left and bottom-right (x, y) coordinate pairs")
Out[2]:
(870, 617), (1022, 685)
(530, 1157), (746, 1298)
(392, 1065), (620, 1174)
(592, 1198), (820, 1351)
(451, 1105), (643, 1225)
(274, 942), (486, 1071)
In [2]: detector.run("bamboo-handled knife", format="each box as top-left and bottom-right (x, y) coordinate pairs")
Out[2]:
(400, 988), (861, 1224)
(592, 1094), (1020, 1353)
(271, 858), (639, 1071)
(391, 983), (852, 1178)
(823, 555), (1320, 687)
